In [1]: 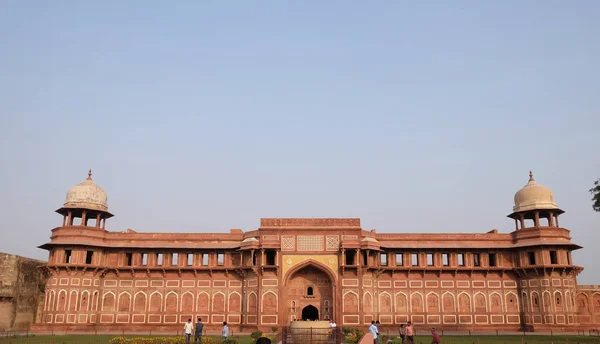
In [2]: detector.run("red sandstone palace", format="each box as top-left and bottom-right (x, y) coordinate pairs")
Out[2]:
(33, 171), (600, 332)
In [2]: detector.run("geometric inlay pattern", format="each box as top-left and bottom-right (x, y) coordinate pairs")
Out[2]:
(326, 236), (340, 251)
(297, 235), (324, 251)
(281, 236), (295, 251)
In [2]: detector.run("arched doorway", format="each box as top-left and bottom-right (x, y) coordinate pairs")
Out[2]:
(284, 262), (334, 323)
(302, 305), (319, 321)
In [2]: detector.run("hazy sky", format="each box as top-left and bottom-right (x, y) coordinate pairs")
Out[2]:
(0, 1), (598, 283)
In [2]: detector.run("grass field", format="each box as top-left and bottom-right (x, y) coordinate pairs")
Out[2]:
(0, 335), (599, 344)
(0, 336), (256, 344)
(384, 335), (600, 344)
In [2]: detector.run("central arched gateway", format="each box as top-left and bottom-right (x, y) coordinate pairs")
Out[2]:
(302, 305), (319, 321)
(284, 261), (335, 323)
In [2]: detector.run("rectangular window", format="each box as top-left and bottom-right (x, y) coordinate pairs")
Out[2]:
(363, 252), (368, 266)
(411, 253), (419, 266)
(427, 253), (434, 266)
(187, 253), (193, 266)
(489, 253), (497, 267)
(65, 250), (72, 264)
(473, 253), (481, 267)
(442, 253), (449, 266)
(202, 253), (209, 266)
(458, 253), (465, 266)
(395, 253), (403, 266)
(266, 250), (276, 265)
(85, 251), (93, 265)
(217, 253), (224, 266)
(380, 253), (388, 266)
(126, 253), (133, 266)
(157, 253), (163, 266)
(528, 252), (536, 265)
(550, 251), (557, 264)
(345, 250), (356, 265)
(172, 253), (178, 266)
(142, 253), (148, 266)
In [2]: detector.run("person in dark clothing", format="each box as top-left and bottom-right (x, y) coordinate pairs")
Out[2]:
(194, 317), (204, 343)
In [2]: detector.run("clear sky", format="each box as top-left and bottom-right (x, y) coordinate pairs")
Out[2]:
(0, 1), (598, 283)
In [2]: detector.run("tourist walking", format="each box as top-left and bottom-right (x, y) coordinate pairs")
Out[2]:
(431, 328), (441, 344)
(183, 318), (193, 344)
(369, 320), (380, 344)
(222, 321), (230, 341)
(194, 317), (204, 343)
(399, 323), (406, 343)
(405, 321), (414, 344)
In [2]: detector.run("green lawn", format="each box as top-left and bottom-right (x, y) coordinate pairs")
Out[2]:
(1, 335), (599, 344)
(0, 336), (255, 344)
(382, 335), (600, 344)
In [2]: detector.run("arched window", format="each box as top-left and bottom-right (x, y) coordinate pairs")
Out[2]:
(307, 287), (314, 296)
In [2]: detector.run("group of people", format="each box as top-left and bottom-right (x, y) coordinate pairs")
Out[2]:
(369, 320), (441, 344)
(183, 318), (230, 344)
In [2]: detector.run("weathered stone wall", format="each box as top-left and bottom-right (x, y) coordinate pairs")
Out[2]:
(0, 253), (47, 331)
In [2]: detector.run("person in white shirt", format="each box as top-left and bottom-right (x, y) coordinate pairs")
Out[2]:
(183, 318), (193, 344)
(222, 321), (230, 340)
(368, 320), (379, 344)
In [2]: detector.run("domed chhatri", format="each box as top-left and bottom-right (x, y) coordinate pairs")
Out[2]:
(513, 171), (559, 213)
(63, 169), (108, 212)
(508, 171), (564, 230)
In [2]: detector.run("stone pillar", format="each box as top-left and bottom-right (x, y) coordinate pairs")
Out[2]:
(341, 249), (345, 266)
(62, 215), (67, 227)
(355, 249), (359, 265)
(548, 212), (554, 227)
(81, 210), (87, 226)
(555, 216), (559, 227)
(67, 211), (72, 226)
(102, 217), (106, 230)
(514, 218), (519, 230)
(519, 214), (525, 229)
(534, 211), (540, 227)
(96, 214), (101, 227)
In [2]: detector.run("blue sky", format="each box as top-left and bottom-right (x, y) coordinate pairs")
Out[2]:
(0, 1), (599, 283)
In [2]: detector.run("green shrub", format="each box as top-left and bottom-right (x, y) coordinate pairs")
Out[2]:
(251, 330), (263, 341)
(342, 327), (364, 344)
(270, 326), (279, 333)
(223, 338), (239, 344)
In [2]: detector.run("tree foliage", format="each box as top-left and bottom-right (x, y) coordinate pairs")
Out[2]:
(591, 178), (600, 212)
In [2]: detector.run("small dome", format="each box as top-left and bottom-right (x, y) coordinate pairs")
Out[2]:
(513, 172), (558, 212)
(63, 170), (108, 212)
(242, 237), (259, 243)
(361, 237), (378, 243)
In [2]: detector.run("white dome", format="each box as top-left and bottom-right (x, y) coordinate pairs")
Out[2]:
(63, 170), (108, 212)
(513, 172), (558, 212)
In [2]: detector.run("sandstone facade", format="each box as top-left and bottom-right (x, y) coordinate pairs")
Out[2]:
(0, 253), (47, 331)
(31, 171), (600, 332)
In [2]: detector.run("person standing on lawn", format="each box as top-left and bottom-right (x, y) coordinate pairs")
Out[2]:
(184, 318), (193, 344)
(399, 323), (406, 343)
(368, 320), (379, 344)
(194, 317), (204, 343)
(222, 321), (230, 341)
(405, 321), (414, 344)
(431, 328), (441, 344)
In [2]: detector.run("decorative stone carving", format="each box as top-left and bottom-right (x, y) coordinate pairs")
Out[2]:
(297, 236), (324, 251)
(282, 236), (295, 251)
(326, 236), (340, 251)
(261, 218), (360, 227)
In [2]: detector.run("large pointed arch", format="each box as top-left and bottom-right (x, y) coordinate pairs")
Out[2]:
(283, 259), (337, 287)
